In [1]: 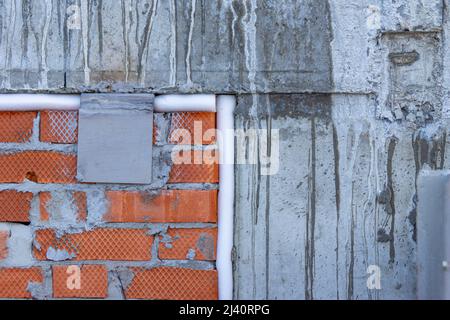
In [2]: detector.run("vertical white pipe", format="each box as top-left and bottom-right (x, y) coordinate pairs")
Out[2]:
(216, 95), (236, 300)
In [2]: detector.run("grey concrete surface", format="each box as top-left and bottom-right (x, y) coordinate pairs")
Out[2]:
(1, 0), (450, 300)
(0, 0), (332, 93)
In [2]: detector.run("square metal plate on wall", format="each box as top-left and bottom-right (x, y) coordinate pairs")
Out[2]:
(77, 94), (154, 184)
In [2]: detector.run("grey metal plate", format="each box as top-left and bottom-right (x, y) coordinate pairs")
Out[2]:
(77, 94), (154, 184)
(417, 171), (450, 300)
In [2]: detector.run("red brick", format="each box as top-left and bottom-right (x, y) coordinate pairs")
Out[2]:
(0, 231), (8, 261)
(153, 122), (157, 145)
(125, 267), (218, 300)
(104, 190), (217, 223)
(0, 268), (43, 299)
(34, 228), (153, 261)
(40, 111), (78, 144)
(168, 112), (216, 145)
(52, 265), (108, 299)
(0, 151), (77, 183)
(40, 191), (87, 222)
(0, 191), (33, 223)
(169, 150), (219, 183)
(0, 112), (37, 143)
(159, 228), (217, 261)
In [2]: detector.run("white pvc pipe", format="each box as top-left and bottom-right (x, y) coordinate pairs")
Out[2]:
(154, 94), (216, 113)
(216, 95), (236, 300)
(0, 94), (217, 113)
(0, 94), (80, 111)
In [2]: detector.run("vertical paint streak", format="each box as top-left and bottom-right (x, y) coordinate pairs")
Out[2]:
(229, 0), (237, 43)
(347, 183), (355, 300)
(373, 134), (381, 301)
(80, 0), (90, 84)
(169, 0), (177, 86)
(332, 124), (340, 300)
(97, 0), (103, 64)
(3, 0), (16, 88)
(387, 137), (397, 264)
(122, 0), (131, 82)
(40, 0), (53, 88)
(305, 117), (316, 300)
(185, 0), (196, 86)
(62, 0), (69, 88)
(250, 119), (261, 299)
(363, 127), (377, 300)
(243, 0), (258, 115)
(137, 0), (158, 85)
(264, 96), (272, 300)
(21, 0), (31, 87)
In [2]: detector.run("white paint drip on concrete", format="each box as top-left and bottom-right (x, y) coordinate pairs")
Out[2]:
(169, 0), (177, 86)
(243, 0), (258, 116)
(139, 0), (158, 85)
(185, 0), (196, 87)
(228, 0), (237, 44)
(2, 1), (16, 88)
(81, 0), (91, 85)
(40, 0), (53, 89)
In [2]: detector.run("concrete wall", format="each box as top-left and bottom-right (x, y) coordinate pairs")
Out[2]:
(1, 0), (450, 299)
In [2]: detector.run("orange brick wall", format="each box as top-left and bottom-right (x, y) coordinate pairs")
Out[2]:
(0, 110), (219, 300)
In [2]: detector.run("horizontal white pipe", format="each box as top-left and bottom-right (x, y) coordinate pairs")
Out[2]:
(0, 94), (217, 114)
(216, 95), (236, 300)
(0, 94), (80, 111)
(154, 94), (216, 113)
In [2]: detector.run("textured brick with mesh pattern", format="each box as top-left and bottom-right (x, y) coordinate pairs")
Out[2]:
(104, 190), (218, 223)
(0, 151), (77, 183)
(168, 112), (216, 145)
(0, 268), (43, 299)
(0, 112), (36, 143)
(0, 191), (33, 223)
(159, 228), (217, 261)
(0, 231), (8, 261)
(52, 265), (108, 298)
(34, 228), (153, 261)
(40, 111), (79, 144)
(169, 150), (219, 183)
(125, 267), (218, 300)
